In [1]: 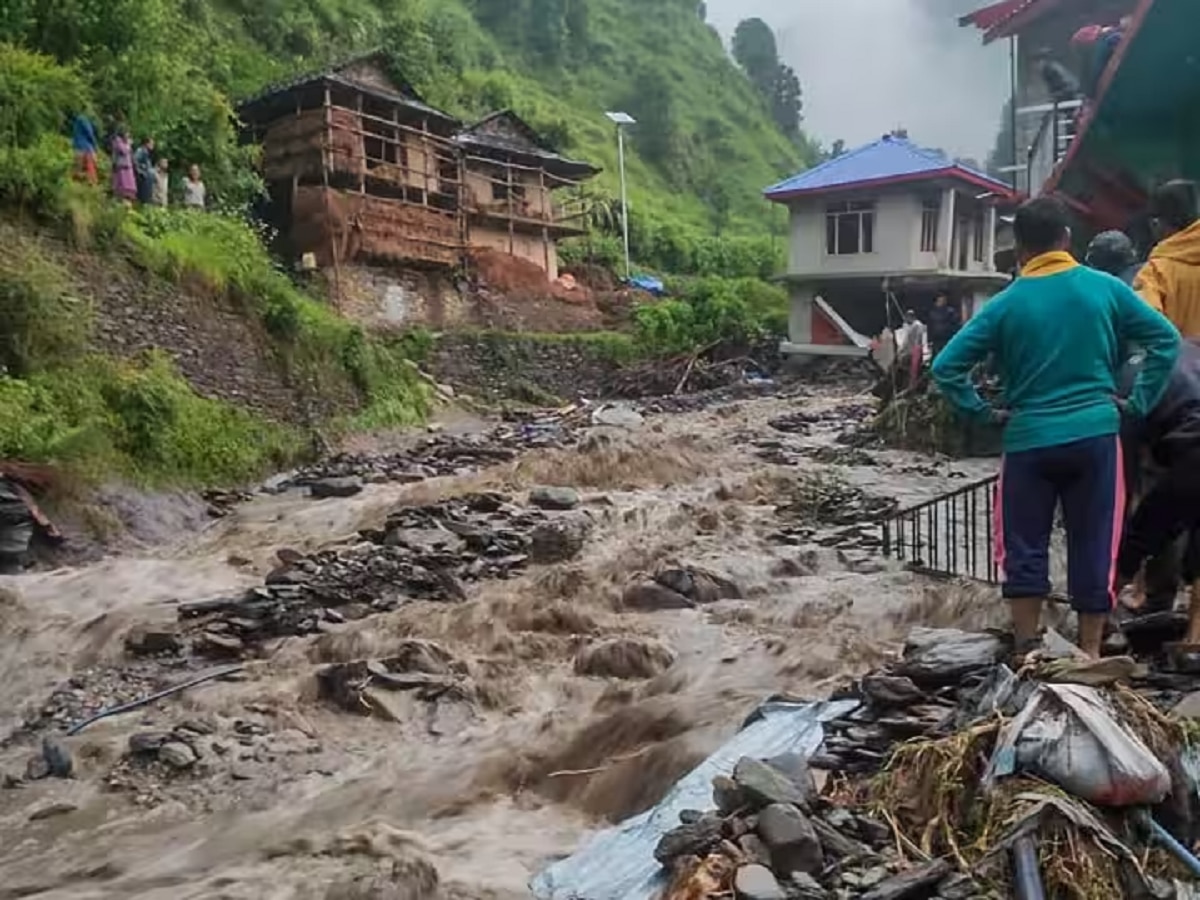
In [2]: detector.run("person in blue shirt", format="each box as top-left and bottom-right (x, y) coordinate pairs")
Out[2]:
(932, 196), (1180, 658)
(70, 113), (99, 185)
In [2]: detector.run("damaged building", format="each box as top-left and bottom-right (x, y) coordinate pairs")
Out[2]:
(237, 54), (598, 320)
(764, 132), (1016, 359)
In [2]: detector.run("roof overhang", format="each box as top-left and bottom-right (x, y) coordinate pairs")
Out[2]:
(959, 0), (1068, 44)
(765, 168), (1017, 204)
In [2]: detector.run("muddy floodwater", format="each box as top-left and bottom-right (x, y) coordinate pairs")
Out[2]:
(0, 386), (1008, 899)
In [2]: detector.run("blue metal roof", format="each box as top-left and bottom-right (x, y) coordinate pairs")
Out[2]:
(765, 134), (1015, 200)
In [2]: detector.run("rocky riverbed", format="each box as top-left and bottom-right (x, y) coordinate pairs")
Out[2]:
(0, 381), (1002, 899)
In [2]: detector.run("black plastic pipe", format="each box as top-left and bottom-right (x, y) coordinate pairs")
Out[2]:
(1012, 837), (1047, 900)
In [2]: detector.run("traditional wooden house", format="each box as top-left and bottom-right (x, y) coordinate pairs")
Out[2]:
(455, 111), (598, 280)
(238, 53), (465, 270)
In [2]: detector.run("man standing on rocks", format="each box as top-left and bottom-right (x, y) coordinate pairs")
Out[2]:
(932, 196), (1179, 658)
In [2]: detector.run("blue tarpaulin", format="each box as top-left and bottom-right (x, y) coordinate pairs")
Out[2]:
(627, 274), (665, 296)
(529, 698), (858, 900)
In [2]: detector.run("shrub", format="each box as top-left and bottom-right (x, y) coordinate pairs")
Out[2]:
(0, 44), (90, 149)
(0, 230), (91, 375)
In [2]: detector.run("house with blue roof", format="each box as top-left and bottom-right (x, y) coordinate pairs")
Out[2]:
(764, 131), (1016, 358)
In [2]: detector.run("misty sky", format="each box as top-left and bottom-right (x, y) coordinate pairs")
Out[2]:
(707, 0), (1010, 161)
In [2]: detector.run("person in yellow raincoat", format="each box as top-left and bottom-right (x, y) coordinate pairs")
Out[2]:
(1136, 180), (1200, 335)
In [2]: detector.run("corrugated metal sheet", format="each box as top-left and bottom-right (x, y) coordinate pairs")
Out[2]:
(529, 698), (858, 900)
(764, 135), (1013, 199)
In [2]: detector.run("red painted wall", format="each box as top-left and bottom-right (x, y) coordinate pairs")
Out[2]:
(811, 305), (849, 345)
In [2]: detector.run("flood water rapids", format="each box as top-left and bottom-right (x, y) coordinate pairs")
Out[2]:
(0, 387), (1011, 899)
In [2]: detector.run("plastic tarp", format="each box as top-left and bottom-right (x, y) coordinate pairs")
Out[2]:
(627, 275), (665, 296)
(530, 698), (858, 900)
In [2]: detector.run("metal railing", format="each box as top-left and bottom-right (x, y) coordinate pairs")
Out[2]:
(1026, 101), (1079, 196)
(882, 475), (1000, 583)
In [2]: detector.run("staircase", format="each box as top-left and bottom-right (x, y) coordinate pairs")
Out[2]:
(1027, 101), (1080, 196)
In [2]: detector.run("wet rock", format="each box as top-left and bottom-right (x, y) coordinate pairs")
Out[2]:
(622, 578), (695, 611)
(861, 674), (925, 708)
(176, 718), (215, 736)
(713, 774), (746, 814)
(42, 736), (73, 778)
(859, 859), (951, 900)
(898, 628), (1004, 685)
(529, 486), (581, 511)
(654, 814), (725, 865)
(29, 801), (79, 821)
(737, 833), (772, 867)
(655, 566), (741, 604)
(530, 514), (592, 564)
(592, 404), (644, 429)
(935, 873), (982, 900)
(129, 732), (172, 755)
(24, 755), (50, 781)
(159, 742), (198, 769)
(309, 477), (364, 499)
(574, 638), (676, 680)
(787, 873), (830, 900)
(734, 864), (786, 900)
(197, 631), (244, 656)
(811, 817), (868, 861)
(124, 626), (183, 656)
(756, 803), (823, 875)
(734, 757), (810, 810)
(855, 815), (893, 849)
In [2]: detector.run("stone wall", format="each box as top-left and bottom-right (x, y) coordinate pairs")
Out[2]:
(320, 265), (467, 331)
(428, 333), (622, 404)
(84, 256), (320, 423)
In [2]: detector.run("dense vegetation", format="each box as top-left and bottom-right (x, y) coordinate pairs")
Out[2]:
(0, 0), (808, 485)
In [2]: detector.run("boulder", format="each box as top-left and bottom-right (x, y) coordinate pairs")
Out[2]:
(159, 742), (198, 769)
(654, 814), (725, 865)
(622, 579), (695, 611)
(309, 477), (364, 499)
(713, 774), (746, 815)
(124, 626), (183, 656)
(530, 514), (592, 564)
(655, 567), (741, 604)
(529, 486), (581, 511)
(574, 638), (676, 680)
(859, 860), (951, 900)
(861, 674), (925, 708)
(756, 803), (823, 876)
(733, 757), (810, 810)
(42, 736), (73, 778)
(129, 732), (172, 755)
(734, 864), (785, 900)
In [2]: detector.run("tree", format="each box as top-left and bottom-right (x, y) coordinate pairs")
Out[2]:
(529, 0), (568, 65)
(626, 68), (677, 170)
(732, 18), (778, 97)
(770, 64), (802, 140)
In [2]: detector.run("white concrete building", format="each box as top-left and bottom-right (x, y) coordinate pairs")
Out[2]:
(764, 133), (1017, 357)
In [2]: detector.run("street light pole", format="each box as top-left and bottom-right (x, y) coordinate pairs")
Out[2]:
(605, 111), (636, 280)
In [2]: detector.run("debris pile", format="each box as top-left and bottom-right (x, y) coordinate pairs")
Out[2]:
(273, 426), (577, 493)
(539, 626), (1200, 900)
(179, 492), (592, 654)
(769, 473), (897, 551)
(318, 640), (475, 722)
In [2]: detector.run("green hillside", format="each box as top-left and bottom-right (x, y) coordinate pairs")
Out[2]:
(0, 0), (809, 252)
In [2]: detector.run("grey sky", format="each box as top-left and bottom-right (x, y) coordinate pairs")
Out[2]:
(706, 0), (1010, 161)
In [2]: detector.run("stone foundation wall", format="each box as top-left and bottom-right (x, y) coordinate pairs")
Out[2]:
(428, 333), (622, 404)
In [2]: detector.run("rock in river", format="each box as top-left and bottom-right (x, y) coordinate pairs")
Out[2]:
(574, 638), (676, 679)
(528, 486), (581, 511)
(159, 742), (198, 769)
(309, 477), (364, 499)
(735, 864), (785, 900)
(733, 756), (810, 810)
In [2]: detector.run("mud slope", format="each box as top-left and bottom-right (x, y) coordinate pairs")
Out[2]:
(0, 386), (1001, 900)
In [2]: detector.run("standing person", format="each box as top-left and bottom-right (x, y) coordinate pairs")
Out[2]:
(1136, 180), (1200, 335)
(152, 158), (170, 207)
(900, 308), (927, 387)
(109, 128), (137, 204)
(1087, 229), (1182, 613)
(70, 112), (99, 185)
(932, 196), (1180, 659)
(182, 164), (206, 210)
(133, 137), (156, 205)
(927, 293), (962, 359)
(1115, 339), (1200, 643)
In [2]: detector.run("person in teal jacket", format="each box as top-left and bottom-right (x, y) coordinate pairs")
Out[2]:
(932, 196), (1180, 658)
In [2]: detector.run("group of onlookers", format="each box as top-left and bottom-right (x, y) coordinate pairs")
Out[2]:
(929, 180), (1200, 660)
(70, 113), (206, 210)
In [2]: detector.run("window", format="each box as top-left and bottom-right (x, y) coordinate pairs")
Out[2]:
(973, 212), (986, 262)
(920, 197), (940, 252)
(825, 200), (875, 255)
